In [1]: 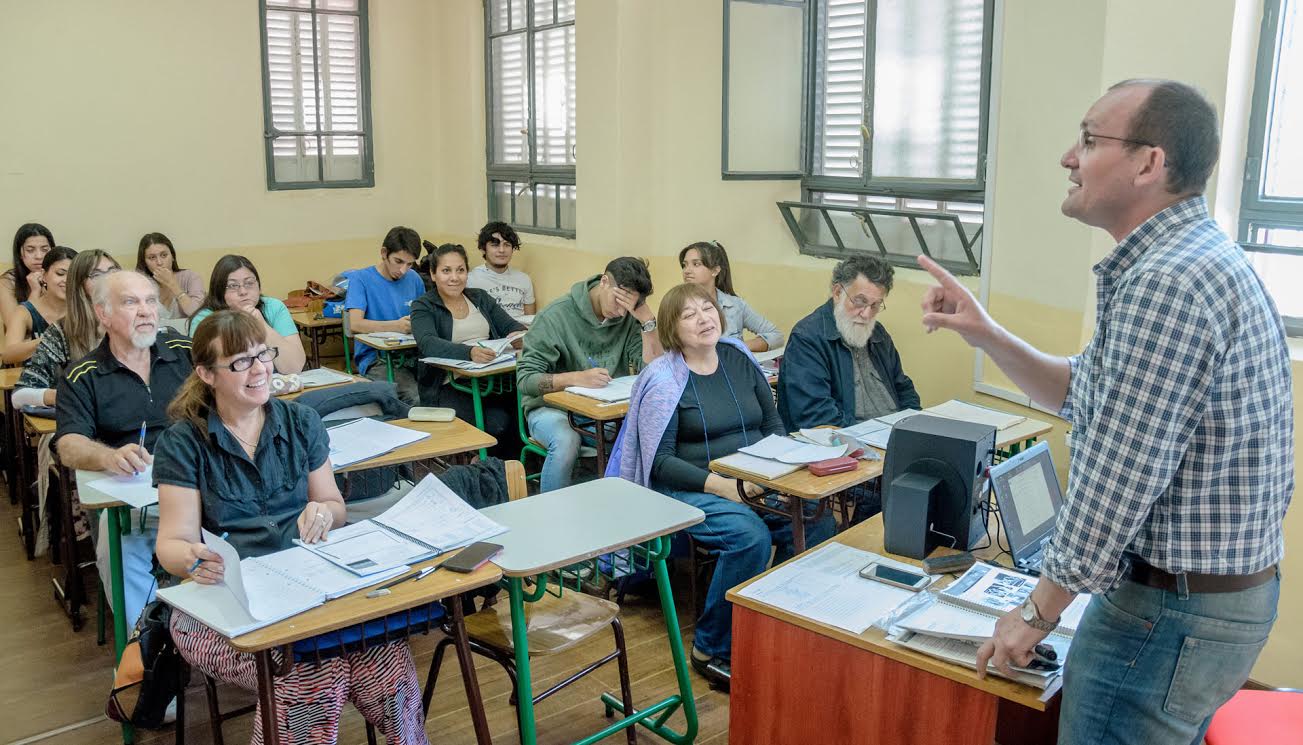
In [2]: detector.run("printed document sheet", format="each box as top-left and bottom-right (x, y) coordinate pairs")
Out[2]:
(86, 467), (159, 509)
(327, 417), (430, 468)
(736, 543), (917, 633)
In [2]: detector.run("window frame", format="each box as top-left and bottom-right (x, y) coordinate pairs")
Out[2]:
(799, 0), (996, 203)
(257, 0), (376, 191)
(484, 0), (577, 239)
(1240, 0), (1303, 336)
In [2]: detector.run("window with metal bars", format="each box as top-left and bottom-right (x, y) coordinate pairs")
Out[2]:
(723, 0), (994, 274)
(485, 0), (577, 238)
(259, 0), (373, 189)
(1240, 0), (1302, 336)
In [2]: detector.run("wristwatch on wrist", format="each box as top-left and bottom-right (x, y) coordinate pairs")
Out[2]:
(1019, 597), (1059, 633)
(640, 317), (657, 334)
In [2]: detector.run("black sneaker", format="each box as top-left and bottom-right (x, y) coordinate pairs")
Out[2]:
(690, 653), (731, 691)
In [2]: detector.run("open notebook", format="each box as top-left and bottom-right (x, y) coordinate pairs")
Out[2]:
(564, 375), (638, 403)
(156, 530), (406, 638)
(296, 473), (508, 576)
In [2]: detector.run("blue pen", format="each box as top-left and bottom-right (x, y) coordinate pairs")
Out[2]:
(190, 531), (229, 574)
(134, 420), (147, 475)
(586, 355), (600, 369)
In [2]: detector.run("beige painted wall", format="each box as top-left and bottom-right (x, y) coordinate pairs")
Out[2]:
(0, 0), (1298, 685)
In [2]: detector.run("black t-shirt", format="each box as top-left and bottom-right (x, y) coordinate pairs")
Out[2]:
(651, 344), (784, 493)
(153, 398), (331, 558)
(54, 329), (194, 453)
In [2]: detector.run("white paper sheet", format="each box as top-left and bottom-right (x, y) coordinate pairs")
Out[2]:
(714, 452), (803, 480)
(738, 434), (849, 464)
(86, 468), (159, 509)
(753, 346), (785, 363)
(924, 400), (1026, 431)
(326, 417), (430, 468)
(302, 521), (433, 575)
(373, 474), (508, 552)
(564, 375), (638, 403)
(737, 543), (916, 634)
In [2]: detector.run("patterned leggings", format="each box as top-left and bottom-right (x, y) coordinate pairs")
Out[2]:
(171, 612), (430, 745)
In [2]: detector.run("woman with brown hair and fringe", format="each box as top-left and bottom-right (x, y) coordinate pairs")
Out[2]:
(153, 309), (430, 744)
(678, 240), (784, 352)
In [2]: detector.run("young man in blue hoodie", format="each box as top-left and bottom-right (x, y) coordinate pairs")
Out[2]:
(516, 257), (662, 491)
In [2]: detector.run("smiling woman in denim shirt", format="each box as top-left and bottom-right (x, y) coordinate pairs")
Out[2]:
(153, 310), (430, 745)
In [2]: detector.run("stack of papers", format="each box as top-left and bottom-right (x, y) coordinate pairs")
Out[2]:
(296, 474), (509, 576)
(474, 334), (523, 354)
(736, 543), (919, 634)
(298, 368), (355, 388)
(713, 452), (802, 480)
(356, 332), (416, 347)
(887, 563), (1088, 689)
(421, 353), (516, 371)
(827, 409), (922, 450)
(565, 375), (638, 403)
(923, 400), (1027, 431)
(327, 417), (430, 468)
(739, 434), (849, 464)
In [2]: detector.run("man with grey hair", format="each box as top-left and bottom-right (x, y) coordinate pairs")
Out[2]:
(777, 254), (920, 433)
(55, 270), (193, 630)
(922, 80), (1291, 743)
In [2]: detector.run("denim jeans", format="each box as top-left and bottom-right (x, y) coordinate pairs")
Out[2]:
(527, 407), (581, 492)
(663, 488), (836, 660)
(1059, 573), (1279, 745)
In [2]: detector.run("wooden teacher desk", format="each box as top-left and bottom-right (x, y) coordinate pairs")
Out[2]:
(726, 515), (1061, 745)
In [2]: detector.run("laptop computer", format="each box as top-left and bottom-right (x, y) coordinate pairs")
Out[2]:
(988, 441), (1064, 576)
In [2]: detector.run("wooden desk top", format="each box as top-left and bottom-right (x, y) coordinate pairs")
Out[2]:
(542, 391), (629, 421)
(711, 455), (885, 501)
(228, 551), (502, 652)
(727, 516), (1056, 710)
(480, 478), (704, 577)
(278, 374), (368, 401)
(710, 415), (1054, 500)
(334, 417), (496, 473)
(1, 367), (23, 391)
(290, 311), (343, 329)
(24, 413), (55, 435)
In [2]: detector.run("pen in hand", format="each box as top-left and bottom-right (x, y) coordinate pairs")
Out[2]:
(135, 420), (147, 475)
(367, 565), (438, 598)
(189, 531), (229, 574)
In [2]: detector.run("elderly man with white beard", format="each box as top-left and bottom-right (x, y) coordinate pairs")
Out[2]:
(777, 256), (920, 521)
(55, 270), (194, 631)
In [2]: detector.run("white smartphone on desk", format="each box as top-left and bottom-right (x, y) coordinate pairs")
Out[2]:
(859, 562), (932, 591)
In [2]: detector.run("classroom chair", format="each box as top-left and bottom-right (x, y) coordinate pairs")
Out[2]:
(422, 459), (639, 745)
(1204, 688), (1303, 745)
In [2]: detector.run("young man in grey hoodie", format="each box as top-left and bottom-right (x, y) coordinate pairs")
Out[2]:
(516, 257), (661, 491)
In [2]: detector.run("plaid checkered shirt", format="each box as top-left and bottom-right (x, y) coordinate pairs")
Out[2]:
(1041, 196), (1294, 595)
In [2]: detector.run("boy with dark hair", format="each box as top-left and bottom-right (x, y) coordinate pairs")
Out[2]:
(467, 221), (537, 320)
(516, 257), (663, 491)
(346, 226), (426, 403)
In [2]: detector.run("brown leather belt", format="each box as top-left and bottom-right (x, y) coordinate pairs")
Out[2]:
(1127, 560), (1278, 594)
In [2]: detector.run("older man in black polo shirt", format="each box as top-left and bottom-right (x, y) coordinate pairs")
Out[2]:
(54, 270), (193, 628)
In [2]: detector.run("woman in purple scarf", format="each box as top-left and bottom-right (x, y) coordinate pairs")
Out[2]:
(607, 283), (834, 691)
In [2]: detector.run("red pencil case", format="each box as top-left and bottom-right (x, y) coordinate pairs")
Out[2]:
(808, 456), (858, 476)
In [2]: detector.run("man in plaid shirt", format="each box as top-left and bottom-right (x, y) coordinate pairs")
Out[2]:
(920, 80), (1292, 744)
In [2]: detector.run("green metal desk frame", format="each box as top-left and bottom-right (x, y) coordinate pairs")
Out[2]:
(448, 371), (515, 460)
(504, 534), (698, 745)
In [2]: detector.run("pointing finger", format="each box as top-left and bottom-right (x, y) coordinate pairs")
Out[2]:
(917, 256), (965, 291)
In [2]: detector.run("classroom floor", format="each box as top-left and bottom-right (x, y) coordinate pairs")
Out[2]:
(0, 487), (731, 745)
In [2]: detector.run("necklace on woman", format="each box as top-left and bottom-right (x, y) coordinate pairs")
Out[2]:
(222, 410), (264, 456)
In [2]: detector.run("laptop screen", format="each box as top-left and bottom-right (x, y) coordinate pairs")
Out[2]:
(988, 442), (1064, 563)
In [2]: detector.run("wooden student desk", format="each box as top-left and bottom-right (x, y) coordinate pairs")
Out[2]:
(479, 478), (705, 745)
(727, 515), (1061, 745)
(290, 310), (343, 370)
(540, 391), (629, 474)
(352, 334), (417, 383)
(424, 357), (518, 461)
(710, 414), (1056, 554)
(229, 551), (502, 745)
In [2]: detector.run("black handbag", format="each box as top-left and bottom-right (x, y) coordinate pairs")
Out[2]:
(106, 599), (183, 729)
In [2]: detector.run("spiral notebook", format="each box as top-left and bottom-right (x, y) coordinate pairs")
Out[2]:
(157, 530), (406, 638)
